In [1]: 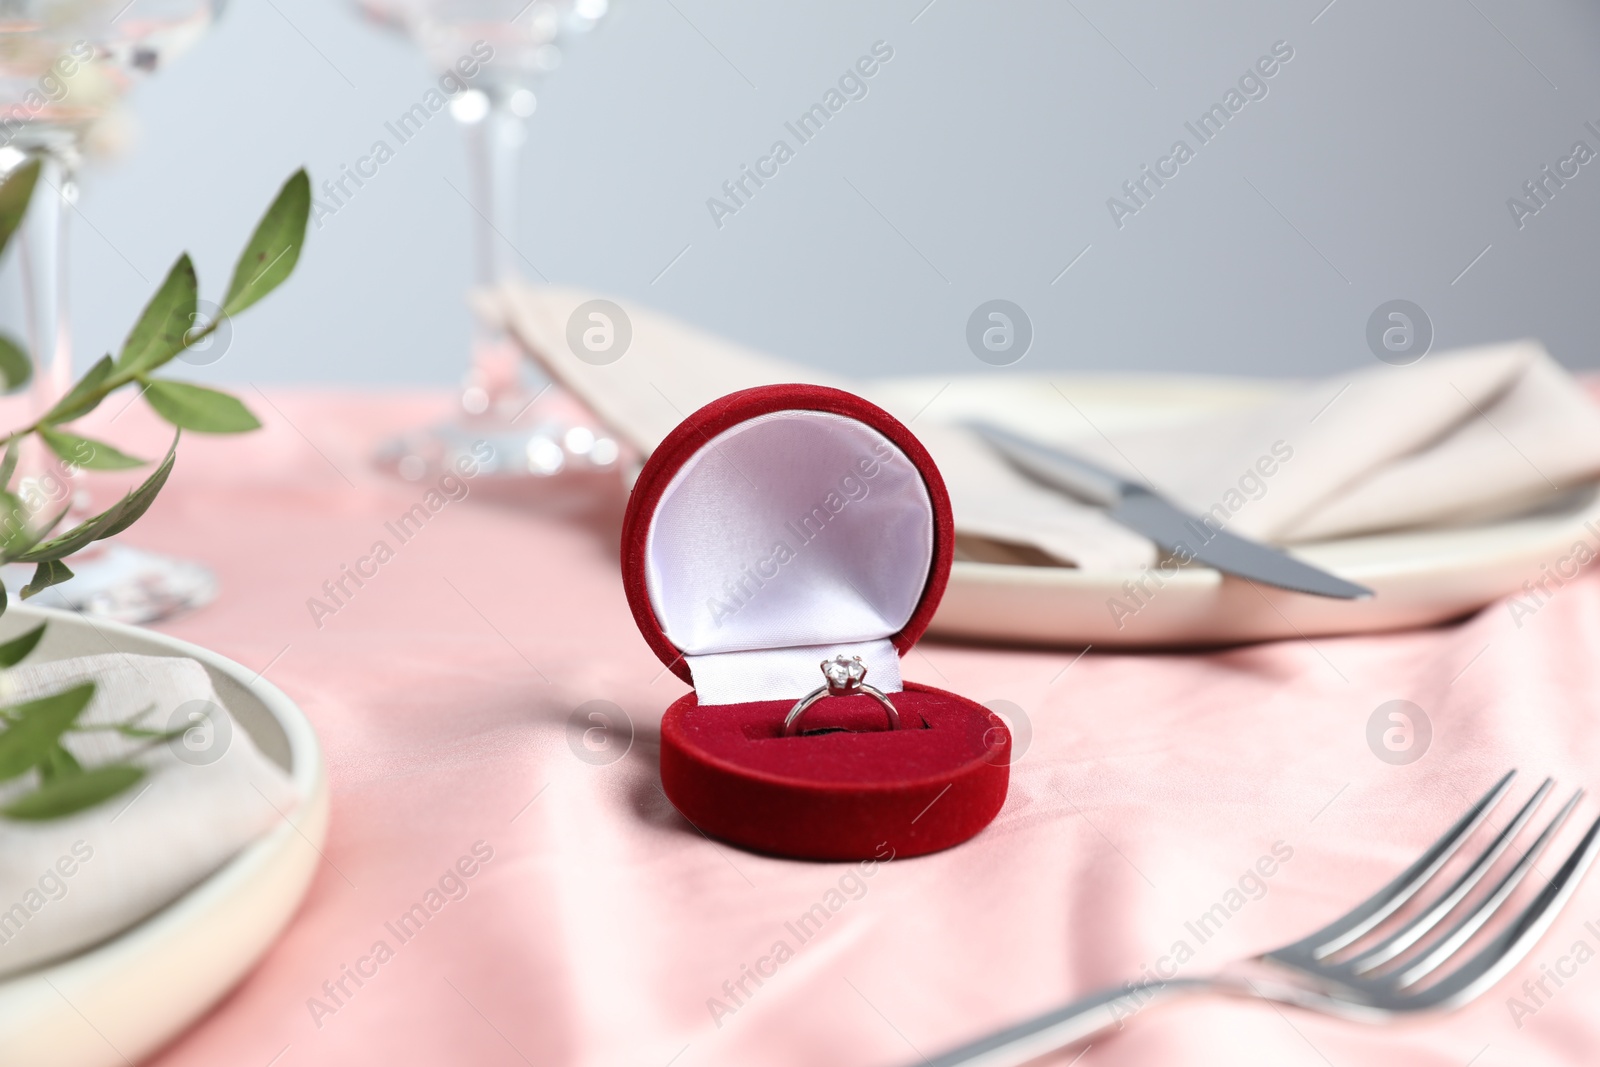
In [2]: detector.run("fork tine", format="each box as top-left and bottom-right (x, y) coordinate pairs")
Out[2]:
(1393, 789), (1582, 987)
(1347, 779), (1555, 974)
(1401, 809), (1600, 1010)
(1282, 770), (1517, 959)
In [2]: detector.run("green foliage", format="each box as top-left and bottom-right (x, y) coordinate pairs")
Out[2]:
(40, 355), (113, 424)
(0, 648), (187, 821)
(142, 381), (261, 433)
(0, 161), (312, 819)
(0, 158), (40, 256)
(0, 622), (45, 666)
(13, 437), (177, 564)
(20, 559), (73, 599)
(0, 333), (30, 393)
(39, 741), (81, 781)
(38, 427), (146, 470)
(2, 763), (145, 820)
(0, 683), (95, 781)
(223, 170), (310, 316)
(0, 491), (29, 557)
(0, 163), (310, 495)
(115, 254), (198, 375)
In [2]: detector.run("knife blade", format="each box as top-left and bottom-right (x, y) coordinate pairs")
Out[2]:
(967, 421), (1372, 600)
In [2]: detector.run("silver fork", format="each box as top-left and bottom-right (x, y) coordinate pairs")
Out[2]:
(918, 771), (1600, 1067)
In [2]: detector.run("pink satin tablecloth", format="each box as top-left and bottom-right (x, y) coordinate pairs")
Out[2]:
(98, 391), (1600, 1067)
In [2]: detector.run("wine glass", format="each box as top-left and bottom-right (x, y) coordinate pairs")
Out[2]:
(0, 0), (227, 622)
(350, 0), (624, 509)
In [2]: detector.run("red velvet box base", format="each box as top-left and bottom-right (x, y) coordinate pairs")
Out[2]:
(660, 682), (1010, 861)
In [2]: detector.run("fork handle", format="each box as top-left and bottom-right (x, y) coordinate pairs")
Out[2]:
(916, 976), (1222, 1067)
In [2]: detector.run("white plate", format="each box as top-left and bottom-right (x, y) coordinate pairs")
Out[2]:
(869, 375), (1594, 648)
(0, 605), (327, 1066)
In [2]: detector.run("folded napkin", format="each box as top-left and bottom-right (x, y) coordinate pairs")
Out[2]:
(0, 653), (298, 979)
(485, 283), (1600, 571)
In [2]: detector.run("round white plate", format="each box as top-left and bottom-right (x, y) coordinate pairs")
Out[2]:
(879, 374), (1595, 648)
(0, 605), (327, 1067)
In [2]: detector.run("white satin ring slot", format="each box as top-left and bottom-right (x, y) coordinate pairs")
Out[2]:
(686, 641), (904, 707)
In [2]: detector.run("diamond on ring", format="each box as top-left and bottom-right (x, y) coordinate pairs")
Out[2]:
(822, 655), (867, 696)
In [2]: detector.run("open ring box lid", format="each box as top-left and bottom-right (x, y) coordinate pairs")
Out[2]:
(622, 385), (1010, 860)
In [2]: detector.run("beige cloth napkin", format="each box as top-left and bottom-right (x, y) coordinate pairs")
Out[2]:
(0, 654), (298, 979)
(485, 282), (1600, 571)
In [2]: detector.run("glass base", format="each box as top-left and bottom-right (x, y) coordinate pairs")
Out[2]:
(3, 541), (217, 624)
(374, 385), (628, 515)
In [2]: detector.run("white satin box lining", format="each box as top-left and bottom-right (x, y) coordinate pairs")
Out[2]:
(644, 410), (933, 704)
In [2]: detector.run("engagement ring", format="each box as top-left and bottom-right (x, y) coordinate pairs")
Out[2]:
(783, 655), (900, 737)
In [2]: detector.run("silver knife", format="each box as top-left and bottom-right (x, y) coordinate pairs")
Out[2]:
(967, 421), (1372, 599)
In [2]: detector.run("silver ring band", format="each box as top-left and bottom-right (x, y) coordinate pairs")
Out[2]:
(784, 656), (900, 737)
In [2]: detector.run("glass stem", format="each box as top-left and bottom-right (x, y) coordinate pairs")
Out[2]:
(463, 98), (524, 289)
(455, 94), (533, 417)
(15, 149), (83, 530)
(19, 151), (74, 415)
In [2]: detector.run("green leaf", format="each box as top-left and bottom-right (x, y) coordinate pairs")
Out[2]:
(37, 427), (146, 470)
(0, 332), (30, 394)
(111, 717), (185, 742)
(96, 440), (180, 541)
(20, 559), (72, 599)
(0, 439), (18, 487)
(223, 169), (309, 317)
(116, 254), (198, 375)
(143, 380), (260, 434)
(37, 741), (80, 783)
(0, 491), (28, 557)
(15, 435), (177, 563)
(0, 682), (95, 781)
(40, 354), (113, 425)
(112, 724), (177, 740)
(4, 500), (71, 563)
(1, 763), (143, 820)
(0, 158), (40, 261)
(73, 704), (168, 739)
(0, 622), (45, 667)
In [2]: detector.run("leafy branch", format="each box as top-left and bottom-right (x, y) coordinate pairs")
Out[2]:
(0, 624), (193, 819)
(0, 162), (311, 819)
(0, 165), (309, 606)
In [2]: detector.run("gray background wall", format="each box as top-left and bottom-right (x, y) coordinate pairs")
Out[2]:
(53, 0), (1600, 386)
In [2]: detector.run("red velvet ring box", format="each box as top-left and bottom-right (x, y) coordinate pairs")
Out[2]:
(621, 384), (1010, 860)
